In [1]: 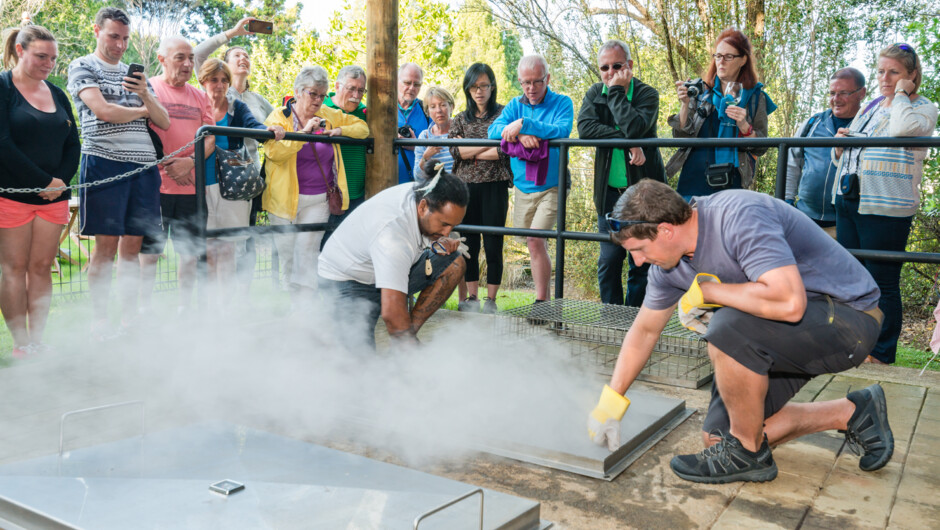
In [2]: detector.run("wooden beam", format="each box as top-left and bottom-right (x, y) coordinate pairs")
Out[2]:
(365, 0), (399, 196)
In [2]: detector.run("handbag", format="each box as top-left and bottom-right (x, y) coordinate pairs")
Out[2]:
(216, 144), (264, 201)
(705, 163), (737, 189)
(312, 143), (344, 216)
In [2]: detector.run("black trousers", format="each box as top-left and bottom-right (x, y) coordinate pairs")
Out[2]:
(463, 180), (509, 285)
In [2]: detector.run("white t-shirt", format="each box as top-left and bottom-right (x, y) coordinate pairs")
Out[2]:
(318, 183), (430, 292)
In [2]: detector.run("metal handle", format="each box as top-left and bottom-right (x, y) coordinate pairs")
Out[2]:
(58, 400), (146, 475)
(413, 487), (484, 530)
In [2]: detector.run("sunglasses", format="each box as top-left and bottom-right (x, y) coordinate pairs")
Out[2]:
(605, 213), (656, 232)
(599, 62), (626, 72)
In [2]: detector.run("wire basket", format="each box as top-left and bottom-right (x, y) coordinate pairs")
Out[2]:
(495, 299), (712, 388)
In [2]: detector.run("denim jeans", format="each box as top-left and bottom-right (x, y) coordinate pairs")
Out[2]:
(835, 195), (912, 364)
(597, 187), (649, 306)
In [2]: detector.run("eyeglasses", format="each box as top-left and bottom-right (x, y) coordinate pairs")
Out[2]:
(301, 89), (327, 100)
(402, 80), (423, 88)
(712, 53), (743, 62)
(605, 213), (656, 232)
(469, 83), (493, 92)
(599, 62), (625, 72)
(519, 76), (547, 89)
(829, 87), (864, 99)
(340, 84), (367, 95)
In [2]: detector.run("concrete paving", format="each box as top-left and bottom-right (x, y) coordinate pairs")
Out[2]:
(1, 308), (939, 529)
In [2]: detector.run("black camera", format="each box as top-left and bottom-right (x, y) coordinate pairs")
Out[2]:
(684, 78), (706, 99)
(318, 119), (327, 129)
(398, 126), (413, 138)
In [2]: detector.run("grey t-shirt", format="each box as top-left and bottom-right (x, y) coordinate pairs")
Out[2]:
(67, 54), (157, 163)
(644, 190), (880, 312)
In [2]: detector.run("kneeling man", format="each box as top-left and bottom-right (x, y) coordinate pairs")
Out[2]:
(318, 168), (468, 346)
(588, 180), (892, 483)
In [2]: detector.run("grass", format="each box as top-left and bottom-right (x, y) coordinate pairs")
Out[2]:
(895, 344), (940, 372)
(441, 287), (538, 311)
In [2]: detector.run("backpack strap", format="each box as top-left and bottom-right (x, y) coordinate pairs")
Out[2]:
(793, 111), (825, 162)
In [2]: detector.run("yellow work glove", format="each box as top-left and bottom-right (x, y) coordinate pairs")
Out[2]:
(587, 385), (631, 451)
(678, 273), (722, 334)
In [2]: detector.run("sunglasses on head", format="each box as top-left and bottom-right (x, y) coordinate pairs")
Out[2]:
(605, 213), (656, 232)
(600, 62), (626, 72)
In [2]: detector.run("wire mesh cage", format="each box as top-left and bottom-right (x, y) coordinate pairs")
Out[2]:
(495, 299), (712, 388)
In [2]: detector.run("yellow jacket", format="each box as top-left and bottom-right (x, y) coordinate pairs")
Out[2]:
(262, 104), (369, 219)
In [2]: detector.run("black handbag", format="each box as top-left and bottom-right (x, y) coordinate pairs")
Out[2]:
(216, 145), (264, 201)
(706, 163), (737, 189)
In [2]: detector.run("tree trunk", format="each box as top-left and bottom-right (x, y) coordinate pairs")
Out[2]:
(365, 0), (399, 196)
(745, 0), (765, 79)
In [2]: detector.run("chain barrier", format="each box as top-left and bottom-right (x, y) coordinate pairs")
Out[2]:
(0, 131), (211, 195)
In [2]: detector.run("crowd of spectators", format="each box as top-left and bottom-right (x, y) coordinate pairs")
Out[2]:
(0, 8), (936, 364)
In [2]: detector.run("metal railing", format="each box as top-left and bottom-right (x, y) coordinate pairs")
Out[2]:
(186, 127), (940, 299)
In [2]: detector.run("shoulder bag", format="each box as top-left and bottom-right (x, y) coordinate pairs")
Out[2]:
(216, 144), (264, 201)
(312, 142), (344, 215)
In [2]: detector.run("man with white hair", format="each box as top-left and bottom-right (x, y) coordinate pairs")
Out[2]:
(139, 35), (216, 315)
(578, 39), (665, 307)
(325, 65), (369, 220)
(397, 62), (431, 183)
(68, 6), (170, 339)
(488, 54), (573, 303)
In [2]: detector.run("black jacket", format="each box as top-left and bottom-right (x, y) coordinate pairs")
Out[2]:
(0, 71), (80, 205)
(577, 78), (665, 216)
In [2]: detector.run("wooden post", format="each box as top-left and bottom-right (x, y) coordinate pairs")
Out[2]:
(365, 0), (399, 196)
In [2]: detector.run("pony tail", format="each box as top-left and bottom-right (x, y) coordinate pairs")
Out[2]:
(2, 27), (20, 69)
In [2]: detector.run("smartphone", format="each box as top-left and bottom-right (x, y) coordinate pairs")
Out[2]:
(126, 63), (145, 79)
(247, 19), (273, 34)
(209, 479), (245, 495)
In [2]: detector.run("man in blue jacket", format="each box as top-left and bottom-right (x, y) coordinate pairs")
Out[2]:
(397, 63), (430, 184)
(785, 68), (866, 237)
(488, 55), (573, 302)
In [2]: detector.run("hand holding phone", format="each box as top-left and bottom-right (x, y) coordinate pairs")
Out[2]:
(126, 63), (145, 79)
(247, 19), (273, 34)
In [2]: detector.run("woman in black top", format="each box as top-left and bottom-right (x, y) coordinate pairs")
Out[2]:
(0, 25), (80, 359)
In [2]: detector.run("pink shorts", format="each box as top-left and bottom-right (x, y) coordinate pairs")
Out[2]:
(0, 197), (69, 229)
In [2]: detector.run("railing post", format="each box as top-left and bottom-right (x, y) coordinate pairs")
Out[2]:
(774, 142), (788, 200)
(194, 134), (208, 308)
(554, 144), (569, 300)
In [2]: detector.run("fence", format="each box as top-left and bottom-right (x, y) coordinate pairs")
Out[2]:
(45, 127), (940, 300)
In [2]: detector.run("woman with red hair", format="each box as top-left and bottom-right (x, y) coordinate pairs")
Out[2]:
(665, 28), (777, 200)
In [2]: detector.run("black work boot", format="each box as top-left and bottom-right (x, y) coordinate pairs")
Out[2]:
(670, 432), (778, 484)
(845, 383), (894, 471)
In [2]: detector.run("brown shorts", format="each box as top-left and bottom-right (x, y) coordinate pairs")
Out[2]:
(512, 186), (557, 242)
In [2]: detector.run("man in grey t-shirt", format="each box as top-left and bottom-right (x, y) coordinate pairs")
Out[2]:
(586, 180), (893, 484)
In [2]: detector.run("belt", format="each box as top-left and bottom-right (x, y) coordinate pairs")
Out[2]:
(863, 307), (884, 325)
(608, 185), (628, 195)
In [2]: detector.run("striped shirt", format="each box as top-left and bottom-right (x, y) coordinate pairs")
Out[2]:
(414, 125), (454, 184)
(67, 54), (157, 163)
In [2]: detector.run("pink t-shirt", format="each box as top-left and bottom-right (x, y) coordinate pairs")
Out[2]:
(150, 76), (214, 194)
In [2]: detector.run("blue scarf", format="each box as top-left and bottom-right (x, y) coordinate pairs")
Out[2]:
(709, 77), (777, 167)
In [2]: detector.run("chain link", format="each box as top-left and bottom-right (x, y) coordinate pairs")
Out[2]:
(0, 131), (211, 195)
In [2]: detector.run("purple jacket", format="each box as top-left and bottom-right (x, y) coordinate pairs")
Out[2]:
(500, 139), (549, 187)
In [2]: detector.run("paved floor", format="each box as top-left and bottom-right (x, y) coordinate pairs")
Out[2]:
(1, 308), (938, 529)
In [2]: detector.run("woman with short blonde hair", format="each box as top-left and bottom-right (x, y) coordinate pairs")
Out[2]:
(414, 86), (456, 184)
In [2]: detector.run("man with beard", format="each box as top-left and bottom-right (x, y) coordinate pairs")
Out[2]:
(318, 168), (468, 347)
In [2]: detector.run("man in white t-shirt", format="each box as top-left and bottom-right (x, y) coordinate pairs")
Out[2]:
(318, 170), (468, 346)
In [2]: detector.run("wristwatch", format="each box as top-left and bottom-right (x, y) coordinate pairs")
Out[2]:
(895, 88), (910, 97)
